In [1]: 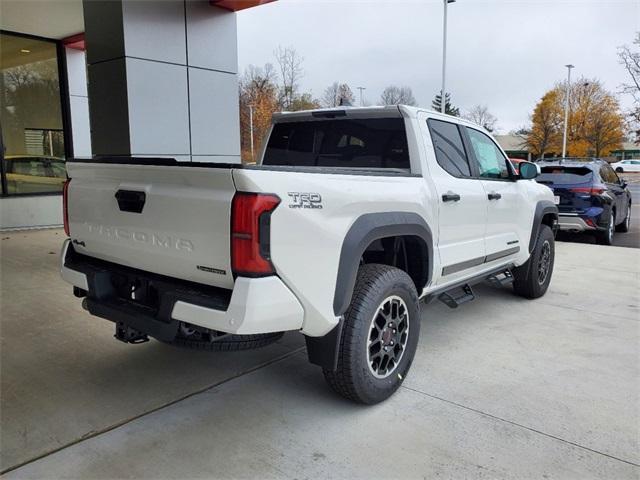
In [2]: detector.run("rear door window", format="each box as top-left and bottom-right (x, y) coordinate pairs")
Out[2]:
(427, 119), (471, 177)
(262, 118), (410, 170)
(537, 166), (593, 185)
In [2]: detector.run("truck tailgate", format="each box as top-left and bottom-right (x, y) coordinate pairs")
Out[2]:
(66, 161), (236, 289)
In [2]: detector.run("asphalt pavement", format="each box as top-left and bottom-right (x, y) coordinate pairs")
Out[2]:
(2, 230), (638, 478)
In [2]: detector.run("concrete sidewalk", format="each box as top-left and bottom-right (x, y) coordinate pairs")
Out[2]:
(1, 230), (639, 478)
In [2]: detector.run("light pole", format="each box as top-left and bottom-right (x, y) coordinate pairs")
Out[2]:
(561, 64), (574, 159)
(356, 86), (366, 106)
(440, 0), (456, 114)
(248, 104), (255, 162)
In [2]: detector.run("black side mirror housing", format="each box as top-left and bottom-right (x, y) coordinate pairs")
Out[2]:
(518, 161), (539, 180)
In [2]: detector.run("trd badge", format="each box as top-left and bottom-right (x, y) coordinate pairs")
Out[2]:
(288, 192), (323, 209)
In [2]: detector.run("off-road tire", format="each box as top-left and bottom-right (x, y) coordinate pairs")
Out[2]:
(596, 210), (615, 245)
(165, 331), (284, 351)
(616, 203), (631, 233)
(513, 224), (555, 299)
(323, 264), (420, 404)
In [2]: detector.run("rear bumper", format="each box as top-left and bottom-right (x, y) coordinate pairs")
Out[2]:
(59, 239), (304, 338)
(557, 214), (597, 232)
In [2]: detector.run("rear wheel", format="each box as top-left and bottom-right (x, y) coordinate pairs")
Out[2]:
(616, 167), (624, 173)
(616, 203), (631, 233)
(597, 211), (615, 245)
(323, 264), (420, 404)
(513, 224), (555, 299)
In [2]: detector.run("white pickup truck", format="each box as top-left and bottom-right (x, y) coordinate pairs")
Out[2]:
(60, 106), (558, 404)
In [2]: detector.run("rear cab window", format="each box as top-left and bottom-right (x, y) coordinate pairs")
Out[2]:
(262, 118), (410, 171)
(537, 166), (593, 185)
(426, 119), (471, 177)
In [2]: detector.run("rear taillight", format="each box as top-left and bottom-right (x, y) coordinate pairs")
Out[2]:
(63, 179), (70, 236)
(570, 186), (606, 196)
(231, 192), (280, 277)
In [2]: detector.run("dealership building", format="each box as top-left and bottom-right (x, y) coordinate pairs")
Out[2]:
(0, 0), (273, 230)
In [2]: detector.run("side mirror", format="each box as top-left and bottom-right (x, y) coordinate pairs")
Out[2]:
(620, 180), (628, 189)
(518, 161), (539, 180)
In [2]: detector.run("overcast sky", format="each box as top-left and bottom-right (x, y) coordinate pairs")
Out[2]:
(236, 0), (639, 133)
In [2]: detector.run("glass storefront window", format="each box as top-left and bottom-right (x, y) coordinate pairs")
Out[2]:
(1, 32), (67, 195)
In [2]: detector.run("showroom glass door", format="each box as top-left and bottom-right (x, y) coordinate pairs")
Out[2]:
(0, 32), (67, 196)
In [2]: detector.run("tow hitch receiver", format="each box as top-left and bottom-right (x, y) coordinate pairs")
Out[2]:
(114, 322), (149, 344)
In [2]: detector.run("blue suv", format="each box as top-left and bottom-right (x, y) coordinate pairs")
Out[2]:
(536, 158), (632, 245)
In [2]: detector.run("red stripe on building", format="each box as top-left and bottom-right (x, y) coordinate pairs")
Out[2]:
(210, 0), (277, 12)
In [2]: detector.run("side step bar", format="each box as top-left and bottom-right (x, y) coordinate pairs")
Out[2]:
(438, 284), (475, 309)
(486, 269), (514, 288)
(430, 266), (514, 309)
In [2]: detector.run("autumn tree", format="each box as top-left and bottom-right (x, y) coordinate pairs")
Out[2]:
(274, 46), (304, 111)
(567, 80), (625, 156)
(290, 92), (321, 111)
(527, 78), (624, 158)
(618, 32), (640, 142)
(239, 64), (279, 163)
(463, 104), (497, 132)
(322, 82), (355, 107)
(431, 92), (459, 116)
(380, 85), (416, 106)
(525, 90), (563, 159)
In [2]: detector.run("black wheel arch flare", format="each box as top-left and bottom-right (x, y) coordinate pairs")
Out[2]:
(332, 212), (433, 317)
(529, 200), (559, 253)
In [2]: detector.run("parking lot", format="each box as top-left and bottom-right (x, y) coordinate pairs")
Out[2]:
(1, 227), (638, 479)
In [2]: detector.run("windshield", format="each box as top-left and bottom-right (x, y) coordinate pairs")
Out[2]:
(262, 118), (410, 170)
(537, 166), (593, 185)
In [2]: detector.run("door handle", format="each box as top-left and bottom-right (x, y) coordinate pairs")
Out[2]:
(442, 192), (461, 202)
(488, 192), (502, 200)
(115, 189), (146, 213)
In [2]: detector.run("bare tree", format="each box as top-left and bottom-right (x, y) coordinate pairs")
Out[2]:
(274, 46), (304, 111)
(380, 85), (416, 106)
(321, 82), (355, 107)
(240, 63), (278, 102)
(463, 104), (498, 132)
(618, 32), (640, 142)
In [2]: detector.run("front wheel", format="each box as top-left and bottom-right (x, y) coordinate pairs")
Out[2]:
(323, 264), (420, 404)
(513, 224), (555, 299)
(616, 167), (624, 173)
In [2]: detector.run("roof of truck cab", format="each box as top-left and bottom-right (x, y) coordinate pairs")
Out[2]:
(272, 105), (486, 130)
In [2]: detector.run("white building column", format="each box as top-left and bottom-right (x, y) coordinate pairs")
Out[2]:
(82, 0), (240, 163)
(65, 47), (92, 158)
